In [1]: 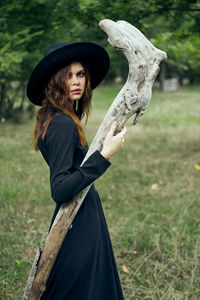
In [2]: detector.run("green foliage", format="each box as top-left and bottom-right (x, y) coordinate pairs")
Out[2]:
(0, 0), (200, 120)
(152, 32), (200, 70)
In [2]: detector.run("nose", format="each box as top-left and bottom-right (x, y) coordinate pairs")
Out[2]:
(72, 75), (79, 85)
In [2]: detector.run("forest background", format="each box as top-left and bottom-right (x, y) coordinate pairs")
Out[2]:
(0, 0), (200, 121)
(1, 0), (200, 299)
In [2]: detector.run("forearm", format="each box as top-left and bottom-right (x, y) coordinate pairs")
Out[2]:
(51, 150), (111, 204)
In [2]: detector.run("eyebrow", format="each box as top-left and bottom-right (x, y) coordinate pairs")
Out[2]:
(68, 69), (85, 74)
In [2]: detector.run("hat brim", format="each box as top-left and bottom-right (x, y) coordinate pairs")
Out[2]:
(27, 42), (110, 106)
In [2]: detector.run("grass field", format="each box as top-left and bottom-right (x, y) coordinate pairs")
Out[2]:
(0, 86), (200, 299)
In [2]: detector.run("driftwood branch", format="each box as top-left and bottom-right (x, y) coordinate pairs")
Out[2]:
(23, 19), (167, 300)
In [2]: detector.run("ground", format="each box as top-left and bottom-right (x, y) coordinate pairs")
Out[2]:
(0, 86), (200, 299)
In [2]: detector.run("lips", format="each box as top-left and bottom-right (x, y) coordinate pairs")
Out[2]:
(71, 89), (81, 94)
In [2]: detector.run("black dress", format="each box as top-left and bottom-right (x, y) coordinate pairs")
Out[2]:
(39, 112), (124, 300)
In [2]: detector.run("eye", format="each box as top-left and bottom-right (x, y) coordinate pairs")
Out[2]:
(67, 73), (72, 79)
(77, 71), (85, 78)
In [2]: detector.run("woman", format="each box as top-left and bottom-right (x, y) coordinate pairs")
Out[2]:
(27, 41), (126, 300)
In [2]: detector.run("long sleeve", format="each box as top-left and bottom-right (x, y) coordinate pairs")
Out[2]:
(45, 113), (111, 205)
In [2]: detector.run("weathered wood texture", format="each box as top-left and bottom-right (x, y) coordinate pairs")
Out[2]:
(23, 19), (167, 300)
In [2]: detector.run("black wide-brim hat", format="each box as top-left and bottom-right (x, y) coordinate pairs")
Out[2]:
(27, 41), (110, 106)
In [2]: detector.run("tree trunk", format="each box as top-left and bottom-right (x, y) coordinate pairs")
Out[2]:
(23, 19), (167, 300)
(20, 81), (26, 113)
(0, 83), (6, 119)
(159, 62), (166, 91)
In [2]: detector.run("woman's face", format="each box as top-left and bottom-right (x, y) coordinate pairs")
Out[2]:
(67, 62), (86, 101)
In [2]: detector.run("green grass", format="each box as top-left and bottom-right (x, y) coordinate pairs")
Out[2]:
(0, 86), (200, 299)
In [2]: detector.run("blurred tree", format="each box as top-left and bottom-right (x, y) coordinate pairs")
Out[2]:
(0, 0), (78, 120)
(73, 0), (200, 85)
(0, 0), (199, 121)
(0, 0), (49, 119)
(145, 1), (200, 86)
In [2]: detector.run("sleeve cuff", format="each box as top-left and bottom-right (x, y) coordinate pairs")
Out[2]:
(91, 150), (111, 175)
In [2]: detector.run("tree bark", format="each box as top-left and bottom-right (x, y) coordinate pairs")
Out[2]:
(20, 81), (26, 113)
(23, 19), (167, 300)
(159, 62), (166, 91)
(0, 82), (6, 119)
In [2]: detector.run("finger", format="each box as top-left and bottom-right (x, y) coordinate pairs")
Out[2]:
(108, 121), (117, 136)
(121, 126), (127, 135)
(118, 126), (127, 137)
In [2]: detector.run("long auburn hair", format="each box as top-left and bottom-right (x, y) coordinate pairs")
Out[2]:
(33, 63), (92, 151)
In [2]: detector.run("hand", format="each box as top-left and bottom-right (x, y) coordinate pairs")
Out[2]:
(101, 122), (127, 160)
